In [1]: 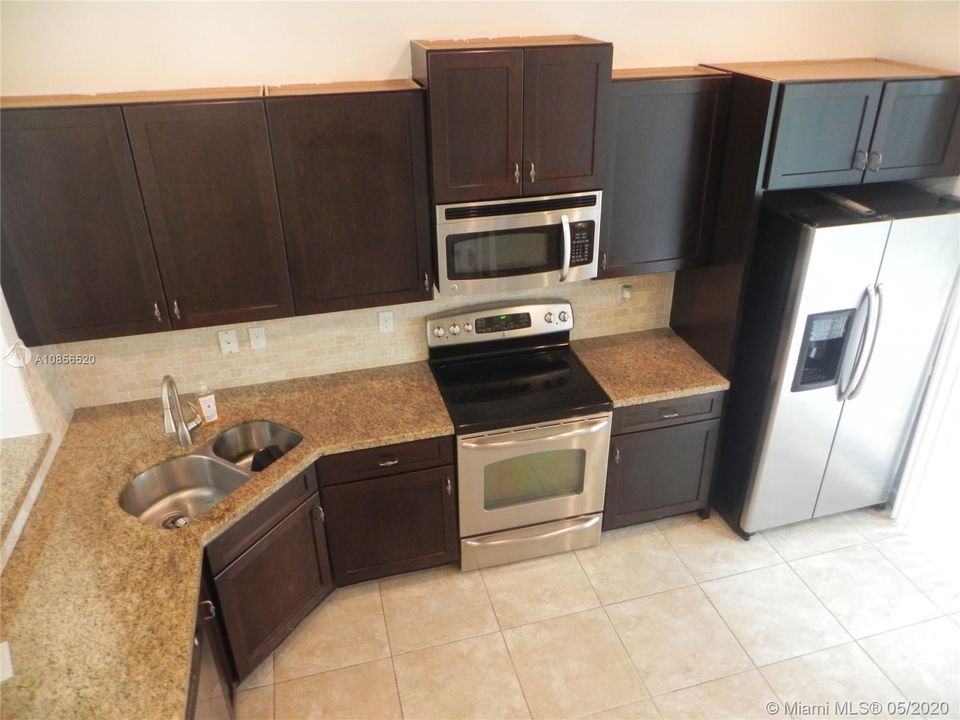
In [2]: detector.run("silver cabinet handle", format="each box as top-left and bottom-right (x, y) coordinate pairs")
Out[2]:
(316, 504), (325, 523)
(199, 600), (216, 620)
(529, 161), (536, 183)
(514, 162), (520, 184)
(173, 300), (181, 320)
(424, 272), (430, 292)
(559, 214), (571, 282)
(854, 149), (868, 171)
(867, 151), (883, 172)
(849, 283), (883, 400)
(614, 447), (620, 464)
(153, 302), (162, 322)
(378, 456), (400, 467)
(600, 251), (607, 272)
(446, 477), (452, 495)
(659, 408), (680, 419)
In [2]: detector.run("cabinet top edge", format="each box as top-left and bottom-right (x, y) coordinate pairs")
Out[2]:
(702, 57), (960, 82)
(613, 66), (729, 80)
(411, 34), (608, 51)
(0, 86), (264, 110)
(265, 79), (421, 97)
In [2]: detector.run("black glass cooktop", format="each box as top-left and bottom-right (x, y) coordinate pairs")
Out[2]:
(430, 347), (612, 434)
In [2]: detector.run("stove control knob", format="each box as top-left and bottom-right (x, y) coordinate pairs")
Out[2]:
(558, 310), (569, 323)
(463, 322), (473, 333)
(449, 323), (461, 336)
(544, 312), (554, 323)
(432, 325), (446, 338)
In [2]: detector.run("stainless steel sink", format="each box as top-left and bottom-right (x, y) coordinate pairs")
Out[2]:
(211, 421), (303, 472)
(119, 455), (250, 530)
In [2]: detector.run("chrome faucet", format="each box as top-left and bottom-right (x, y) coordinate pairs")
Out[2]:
(161, 375), (202, 447)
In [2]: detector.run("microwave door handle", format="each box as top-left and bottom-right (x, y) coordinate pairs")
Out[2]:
(559, 214), (571, 281)
(461, 417), (609, 450)
(848, 283), (883, 400)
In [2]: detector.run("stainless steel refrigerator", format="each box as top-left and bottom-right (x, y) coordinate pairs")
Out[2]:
(714, 183), (960, 536)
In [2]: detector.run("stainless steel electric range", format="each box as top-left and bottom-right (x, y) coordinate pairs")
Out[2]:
(427, 300), (613, 571)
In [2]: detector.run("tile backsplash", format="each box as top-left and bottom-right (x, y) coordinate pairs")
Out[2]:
(49, 273), (674, 408)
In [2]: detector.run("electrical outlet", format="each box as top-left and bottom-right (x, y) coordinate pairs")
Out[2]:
(218, 330), (239, 355)
(378, 311), (394, 333)
(248, 327), (267, 350)
(618, 283), (633, 304)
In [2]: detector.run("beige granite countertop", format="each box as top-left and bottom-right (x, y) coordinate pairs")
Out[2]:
(574, 328), (729, 406)
(0, 362), (451, 720)
(0, 433), (51, 542)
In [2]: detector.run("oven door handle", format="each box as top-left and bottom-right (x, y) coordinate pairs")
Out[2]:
(559, 214), (571, 282)
(460, 417), (610, 449)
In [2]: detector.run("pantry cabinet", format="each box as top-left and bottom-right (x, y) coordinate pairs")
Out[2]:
(265, 84), (432, 314)
(0, 106), (170, 344)
(413, 37), (612, 202)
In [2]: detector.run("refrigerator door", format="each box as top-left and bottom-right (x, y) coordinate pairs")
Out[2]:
(815, 212), (960, 517)
(741, 220), (890, 533)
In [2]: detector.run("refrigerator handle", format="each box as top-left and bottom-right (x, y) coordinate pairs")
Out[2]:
(839, 286), (873, 400)
(848, 283), (883, 400)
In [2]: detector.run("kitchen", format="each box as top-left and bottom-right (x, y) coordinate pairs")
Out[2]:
(1, 3), (959, 720)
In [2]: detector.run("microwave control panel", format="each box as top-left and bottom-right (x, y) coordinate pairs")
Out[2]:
(426, 301), (573, 347)
(570, 221), (595, 266)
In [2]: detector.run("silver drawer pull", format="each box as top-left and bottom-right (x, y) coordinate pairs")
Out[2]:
(446, 477), (452, 495)
(199, 600), (216, 620)
(377, 455), (400, 467)
(659, 408), (680, 419)
(153, 302), (162, 322)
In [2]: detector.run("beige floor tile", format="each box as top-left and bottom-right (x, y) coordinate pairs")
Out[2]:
(791, 544), (940, 638)
(761, 515), (865, 560)
(652, 670), (779, 719)
(575, 525), (694, 604)
(760, 643), (903, 718)
(274, 582), (389, 681)
(481, 552), (600, 629)
(274, 658), (401, 720)
(238, 653), (273, 690)
(236, 686), (274, 720)
(503, 608), (648, 719)
(860, 617), (960, 718)
(701, 564), (849, 665)
(874, 535), (960, 614)
(606, 585), (753, 695)
(380, 566), (498, 653)
(580, 699), (661, 719)
(393, 632), (530, 719)
(660, 516), (781, 582)
(841, 508), (903, 541)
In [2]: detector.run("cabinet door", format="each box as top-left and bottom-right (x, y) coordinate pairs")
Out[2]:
(321, 466), (458, 585)
(427, 49), (523, 203)
(864, 78), (960, 183)
(521, 44), (612, 196)
(188, 577), (235, 720)
(214, 493), (333, 680)
(266, 91), (432, 314)
(765, 81), (883, 190)
(603, 419), (720, 530)
(600, 76), (729, 277)
(124, 101), (294, 329)
(0, 106), (169, 345)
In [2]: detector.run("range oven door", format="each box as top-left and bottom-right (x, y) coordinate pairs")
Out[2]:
(435, 191), (602, 295)
(457, 412), (612, 538)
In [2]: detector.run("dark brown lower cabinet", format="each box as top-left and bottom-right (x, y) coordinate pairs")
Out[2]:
(321, 465), (458, 585)
(187, 575), (235, 720)
(603, 393), (723, 530)
(213, 492), (333, 680)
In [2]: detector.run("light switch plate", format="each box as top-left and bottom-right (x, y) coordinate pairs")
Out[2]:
(378, 311), (394, 333)
(618, 283), (633, 304)
(218, 330), (239, 355)
(248, 327), (267, 350)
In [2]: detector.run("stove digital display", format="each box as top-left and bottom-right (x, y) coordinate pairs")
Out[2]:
(475, 312), (532, 334)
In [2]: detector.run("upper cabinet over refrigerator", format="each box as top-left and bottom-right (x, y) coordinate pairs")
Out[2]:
(412, 36), (612, 203)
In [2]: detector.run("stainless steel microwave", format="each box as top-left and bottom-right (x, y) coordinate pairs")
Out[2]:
(434, 191), (602, 295)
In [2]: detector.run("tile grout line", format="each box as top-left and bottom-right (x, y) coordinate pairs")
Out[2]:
(377, 580), (408, 720)
(868, 535), (954, 616)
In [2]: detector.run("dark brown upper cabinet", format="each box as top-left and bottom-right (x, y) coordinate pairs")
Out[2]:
(412, 36), (612, 202)
(124, 100), (294, 329)
(600, 69), (730, 278)
(0, 106), (170, 345)
(265, 83), (432, 314)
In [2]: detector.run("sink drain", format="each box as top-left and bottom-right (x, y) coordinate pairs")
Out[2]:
(161, 513), (191, 530)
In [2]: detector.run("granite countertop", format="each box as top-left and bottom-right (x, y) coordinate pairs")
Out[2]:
(573, 328), (729, 406)
(0, 362), (451, 720)
(0, 434), (51, 542)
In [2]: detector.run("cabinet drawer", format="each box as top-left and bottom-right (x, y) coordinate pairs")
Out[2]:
(317, 436), (454, 486)
(612, 391), (724, 434)
(206, 464), (318, 576)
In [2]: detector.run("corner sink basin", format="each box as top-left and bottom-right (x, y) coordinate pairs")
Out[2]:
(211, 421), (303, 472)
(119, 455), (249, 530)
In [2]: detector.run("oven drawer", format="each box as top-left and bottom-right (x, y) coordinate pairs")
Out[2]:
(317, 436), (454, 486)
(612, 392), (724, 435)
